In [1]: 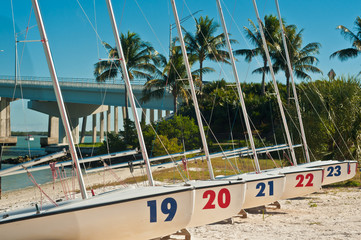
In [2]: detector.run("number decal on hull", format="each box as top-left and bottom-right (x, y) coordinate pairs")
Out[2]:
(147, 198), (177, 223)
(203, 188), (231, 209)
(203, 190), (216, 209)
(295, 174), (314, 187)
(327, 166), (341, 177)
(256, 181), (274, 197)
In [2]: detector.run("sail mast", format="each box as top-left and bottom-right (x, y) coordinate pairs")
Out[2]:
(105, 0), (154, 186)
(170, 0), (215, 179)
(274, 0), (310, 163)
(31, 0), (88, 199)
(216, 0), (261, 173)
(251, 0), (298, 166)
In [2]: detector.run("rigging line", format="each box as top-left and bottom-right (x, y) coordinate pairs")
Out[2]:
(132, 0), (186, 94)
(205, 80), (219, 138)
(227, 102), (240, 172)
(19, 9), (33, 76)
(182, 0), (235, 84)
(11, 4), (34, 157)
(131, 1), (209, 179)
(76, 0), (103, 46)
(93, 0), (100, 59)
(221, 0), (285, 108)
(199, 108), (239, 174)
(119, 0), (127, 27)
(134, 0), (243, 171)
(269, 99), (282, 160)
(132, 96), (188, 182)
(306, 80), (355, 160)
(265, 2), (351, 160)
(76, 0), (115, 64)
(299, 83), (351, 160)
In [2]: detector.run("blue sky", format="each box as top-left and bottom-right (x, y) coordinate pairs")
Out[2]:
(0, 0), (360, 131)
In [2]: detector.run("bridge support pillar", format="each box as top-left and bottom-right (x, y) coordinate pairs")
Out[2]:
(40, 115), (59, 147)
(0, 97), (17, 145)
(122, 107), (127, 120)
(141, 108), (146, 125)
(59, 117), (79, 144)
(150, 109), (154, 123)
(28, 101), (108, 145)
(107, 108), (111, 133)
(114, 106), (119, 133)
(80, 116), (87, 143)
(158, 109), (162, 120)
(100, 112), (104, 142)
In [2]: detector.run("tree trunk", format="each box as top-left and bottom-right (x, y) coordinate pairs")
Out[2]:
(199, 60), (203, 91)
(173, 94), (177, 115)
(286, 70), (290, 105)
(124, 85), (129, 120)
(261, 58), (267, 95)
(261, 72), (266, 95)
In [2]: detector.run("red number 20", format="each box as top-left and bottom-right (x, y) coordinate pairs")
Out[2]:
(203, 188), (231, 209)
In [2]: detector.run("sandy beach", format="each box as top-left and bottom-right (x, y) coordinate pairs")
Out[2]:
(1, 167), (360, 240)
(189, 187), (361, 240)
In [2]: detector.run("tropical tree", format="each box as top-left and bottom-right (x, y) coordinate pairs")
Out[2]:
(298, 76), (361, 160)
(184, 16), (231, 85)
(330, 16), (361, 74)
(234, 15), (281, 95)
(142, 115), (202, 155)
(272, 24), (322, 102)
(141, 44), (210, 114)
(94, 31), (165, 119)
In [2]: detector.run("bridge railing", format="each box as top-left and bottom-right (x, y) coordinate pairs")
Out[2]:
(0, 75), (147, 85)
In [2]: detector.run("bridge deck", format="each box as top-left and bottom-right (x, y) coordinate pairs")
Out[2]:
(0, 76), (173, 110)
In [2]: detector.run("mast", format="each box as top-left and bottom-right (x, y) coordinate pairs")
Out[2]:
(170, 0), (215, 179)
(105, 0), (154, 186)
(31, 0), (88, 199)
(216, 0), (261, 173)
(274, 0), (310, 163)
(251, 0), (298, 166)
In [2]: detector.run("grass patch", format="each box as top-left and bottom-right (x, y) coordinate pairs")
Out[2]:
(77, 143), (102, 148)
(308, 201), (318, 208)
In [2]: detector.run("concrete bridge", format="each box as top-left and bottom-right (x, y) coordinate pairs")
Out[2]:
(0, 75), (174, 146)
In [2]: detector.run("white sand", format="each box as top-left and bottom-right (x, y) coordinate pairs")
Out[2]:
(189, 187), (361, 240)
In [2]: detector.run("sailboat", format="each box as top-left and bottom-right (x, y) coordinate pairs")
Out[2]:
(271, 0), (358, 186)
(215, 0), (324, 208)
(245, 0), (324, 200)
(169, 0), (246, 228)
(0, 1), (195, 239)
(215, 0), (286, 209)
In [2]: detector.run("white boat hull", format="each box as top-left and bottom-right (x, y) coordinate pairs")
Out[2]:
(301, 160), (358, 185)
(224, 172), (286, 209)
(0, 185), (194, 240)
(275, 167), (323, 199)
(185, 179), (246, 227)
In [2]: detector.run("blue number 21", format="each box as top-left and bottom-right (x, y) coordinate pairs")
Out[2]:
(147, 198), (177, 223)
(256, 181), (274, 197)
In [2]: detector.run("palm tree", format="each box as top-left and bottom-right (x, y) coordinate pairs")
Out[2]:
(94, 31), (165, 119)
(234, 15), (280, 95)
(272, 24), (322, 102)
(330, 16), (361, 73)
(141, 44), (211, 114)
(183, 16), (231, 86)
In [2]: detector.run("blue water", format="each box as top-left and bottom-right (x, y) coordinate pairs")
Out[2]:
(1, 135), (97, 192)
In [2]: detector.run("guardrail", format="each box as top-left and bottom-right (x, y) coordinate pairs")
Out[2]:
(0, 75), (147, 85)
